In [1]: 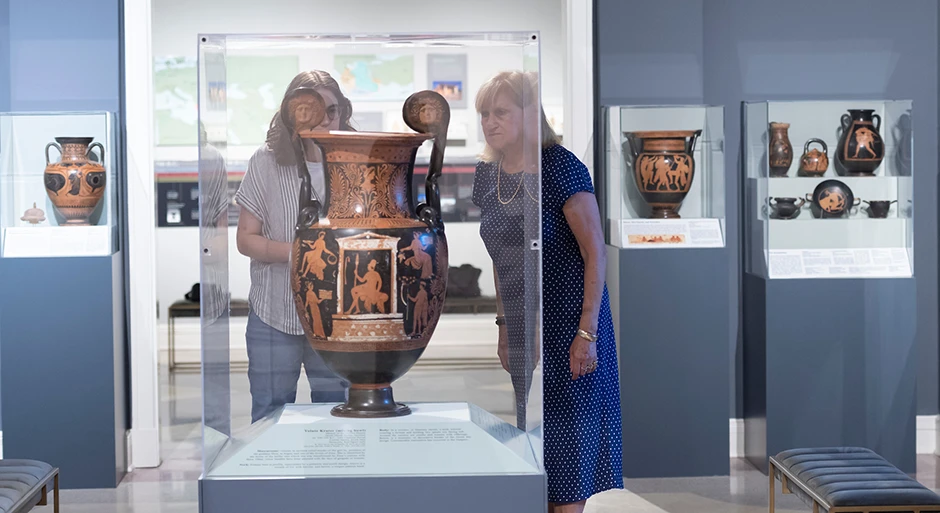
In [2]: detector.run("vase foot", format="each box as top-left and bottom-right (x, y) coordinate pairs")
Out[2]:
(649, 209), (680, 219)
(331, 385), (411, 418)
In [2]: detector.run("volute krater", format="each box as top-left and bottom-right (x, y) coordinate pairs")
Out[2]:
(284, 87), (450, 418)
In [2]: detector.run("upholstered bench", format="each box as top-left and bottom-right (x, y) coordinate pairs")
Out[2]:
(0, 460), (58, 513)
(770, 447), (940, 513)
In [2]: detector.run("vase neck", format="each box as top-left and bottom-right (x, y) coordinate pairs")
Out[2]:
(61, 143), (89, 161)
(315, 136), (423, 223)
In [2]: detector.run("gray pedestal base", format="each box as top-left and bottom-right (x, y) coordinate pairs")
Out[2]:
(743, 273), (917, 474)
(610, 247), (730, 478)
(0, 253), (126, 489)
(199, 472), (546, 513)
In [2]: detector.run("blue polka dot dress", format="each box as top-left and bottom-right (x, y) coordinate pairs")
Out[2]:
(473, 143), (624, 503)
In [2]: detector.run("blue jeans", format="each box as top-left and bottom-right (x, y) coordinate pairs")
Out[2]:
(246, 311), (347, 422)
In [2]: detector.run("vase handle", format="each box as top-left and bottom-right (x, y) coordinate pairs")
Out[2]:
(872, 114), (881, 131)
(795, 198), (805, 209)
(804, 138), (827, 154)
(686, 129), (702, 154)
(624, 133), (640, 161)
(841, 114), (851, 132)
(280, 86), (327, 231)
(403, 90), (450, 229)
(805, 193), (813, 203)
(88, 142), (105, 164)
(45, 142), (61, 165)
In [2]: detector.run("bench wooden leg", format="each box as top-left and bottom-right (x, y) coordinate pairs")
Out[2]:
(812, 501), (819, 513)
(769, 461), (775, 513)
(38, 484), (47, 505)
(54, 473), (59, 513)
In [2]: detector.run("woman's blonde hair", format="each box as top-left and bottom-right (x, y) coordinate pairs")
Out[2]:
(474, 70), (560, 163)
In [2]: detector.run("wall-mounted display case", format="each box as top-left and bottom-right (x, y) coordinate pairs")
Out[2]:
(0, 112), (118, 258)
(743, 100), (913, 279)
(197, 32), (544, 513)
(603, 105), (725, 249)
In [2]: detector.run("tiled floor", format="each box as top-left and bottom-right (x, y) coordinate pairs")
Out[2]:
(24, 365), (940, 512)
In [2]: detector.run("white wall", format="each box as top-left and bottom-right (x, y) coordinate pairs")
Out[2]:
(152, 0), (563, 329)
(151, 0), (564, 102)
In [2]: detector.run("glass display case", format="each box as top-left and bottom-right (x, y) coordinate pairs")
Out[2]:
(602, 105), (725, 249)
(198, 32), (543, 512)
(0, 111), (118, 258)
(744, 100), (913, 279)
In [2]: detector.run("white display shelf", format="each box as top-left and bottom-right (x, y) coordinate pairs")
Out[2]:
(612, 218), (725, 249)
(205, 403), (540, 479)
(1, 226), (114, 258)
(767, 218), (908, 238)
(766, 248), (912, 279)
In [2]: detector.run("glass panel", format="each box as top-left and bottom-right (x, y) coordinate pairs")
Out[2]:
(199, 35), (233, 473)
(199, 32), (543, 482)
(602, 105), (725, 249)
(0, 111), (117, 258)
(743, 100), (914, 279)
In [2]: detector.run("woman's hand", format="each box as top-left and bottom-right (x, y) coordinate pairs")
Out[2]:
(497, 325), (510, 372)
(569, 336), (598, 380)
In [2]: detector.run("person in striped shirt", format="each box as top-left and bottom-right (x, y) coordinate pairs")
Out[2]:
(234, 70), (354, 423)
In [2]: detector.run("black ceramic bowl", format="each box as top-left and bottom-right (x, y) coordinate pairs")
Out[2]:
(806, 179), (858, 219)
(768, 197), (804, 219)
(863, 199), (897, 218)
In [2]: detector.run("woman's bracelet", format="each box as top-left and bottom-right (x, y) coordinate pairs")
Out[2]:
(576, 328), (597, 343)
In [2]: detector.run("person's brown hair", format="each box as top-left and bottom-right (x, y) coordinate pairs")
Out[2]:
(267, 70), (355, 166)
(474, 70), (560, 163)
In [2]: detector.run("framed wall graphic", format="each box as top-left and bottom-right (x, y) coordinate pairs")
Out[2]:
(154, 55), (299, 146)
(334, 54), (415, 101)
(427, 54), (468, 109)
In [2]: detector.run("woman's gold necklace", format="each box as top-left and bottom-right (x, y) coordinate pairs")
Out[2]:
(497, 159), (524, 205)
(497, 159), (539, 204)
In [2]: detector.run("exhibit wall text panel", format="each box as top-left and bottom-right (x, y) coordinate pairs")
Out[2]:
(743, 100), (913, 280)
(198, 33), (544, 513)
(603, 105), (725, 249)
(0, 111), (118, 258)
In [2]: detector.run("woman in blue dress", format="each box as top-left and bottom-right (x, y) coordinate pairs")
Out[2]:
(472, 71), (623, 512)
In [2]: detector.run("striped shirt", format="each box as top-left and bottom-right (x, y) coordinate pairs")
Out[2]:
(234, 144), (326, 335)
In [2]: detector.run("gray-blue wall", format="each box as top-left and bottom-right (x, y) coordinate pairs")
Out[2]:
(596, 0), (939, 418)
(0, 0), (127, 485)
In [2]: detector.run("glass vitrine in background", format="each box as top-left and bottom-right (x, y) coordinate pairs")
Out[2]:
(603, 105), (725, 249)
(0, 112), (118, 258)
(743, 100), (913, 279)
